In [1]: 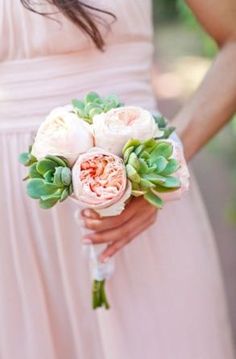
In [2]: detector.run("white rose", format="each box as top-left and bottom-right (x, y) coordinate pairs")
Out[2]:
(93, 106), (163, 155)
(32, 107), (94, 165)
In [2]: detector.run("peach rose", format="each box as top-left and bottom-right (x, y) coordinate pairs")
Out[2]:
(93, 106), (163, 155)
(32, 107), (93, 166)
(72, 148), (131, 216)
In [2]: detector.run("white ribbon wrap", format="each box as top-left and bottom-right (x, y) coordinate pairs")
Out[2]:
(73, 182), (131, 281)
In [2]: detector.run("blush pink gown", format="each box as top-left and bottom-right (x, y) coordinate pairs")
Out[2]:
(0, 1), (234, 358)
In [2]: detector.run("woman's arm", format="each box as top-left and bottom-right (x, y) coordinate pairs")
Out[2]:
(81, 0), (236, 261)
(173, 0), (236, 160)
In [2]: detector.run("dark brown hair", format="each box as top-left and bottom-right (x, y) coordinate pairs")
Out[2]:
(20, 1), (116, 50)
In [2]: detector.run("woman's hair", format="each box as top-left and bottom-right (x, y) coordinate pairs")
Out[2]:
(20, 1), (116, 50)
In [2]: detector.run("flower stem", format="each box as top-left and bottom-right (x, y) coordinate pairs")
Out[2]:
(92, 280), (110, 310)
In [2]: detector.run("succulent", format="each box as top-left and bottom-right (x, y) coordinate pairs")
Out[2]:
(122, 138), (181, 208)
(153, 114), (176, 139)
(19, 150), (73, 209)
(72, 91), (123, 124)
(19, 145), (37, 167)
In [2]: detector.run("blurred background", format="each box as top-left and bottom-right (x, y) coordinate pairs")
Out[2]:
(152, 0), (236, 348)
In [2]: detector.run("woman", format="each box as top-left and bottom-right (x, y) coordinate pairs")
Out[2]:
(0, 1), (235, 358)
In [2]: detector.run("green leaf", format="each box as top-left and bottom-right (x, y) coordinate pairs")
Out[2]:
(128, 152), (140, 170)
(122, 139), (140, 155)
(89, 107), (103, 118)
(84, 102), (98, 116)
(105, 95), (120, 107)
(153, 185), (178, 193)
(149, 142), (173, 162)
(74, 107), (85, 118)
(19, 152), (30, 165)
(36, 159), (57, 175)
(161, 176), (181, 188)
(140, 178), (155, 189)
(84, 92), (100, 103)
(143, 173), (166, 185)
(160, 127), (176, 139)
(140, 151), (150, 160)
(144, 191), (164, 209)
(60, 188), (69, 202)
(39, 197), (59, 209)
(123, 146), (134, 164)
(69, 184), (73, 195)
(43, 169), (54, 183)
(19, 152), (37, 167)
(161, 159), (180, 176)
(72, 99), (84, 111)
(29, 163), (42, 179)
(45, 155), (68, 167)
(53, 167), (63, 186)
(134, 144), (145, 156)
(126, 164), (140, 183)
(131, 189), (145, 197)
(27, 179), (58, 199)
(154, 156), (168, 173)
(153, 115), (167, 128)
(61, 167), (72, 186)
(138, 158), (149, 174)
(40, 190), (62, 200)
(143, 138), (157, 150)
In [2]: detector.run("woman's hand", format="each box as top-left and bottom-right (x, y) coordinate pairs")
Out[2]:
(81, 197), (157, 263)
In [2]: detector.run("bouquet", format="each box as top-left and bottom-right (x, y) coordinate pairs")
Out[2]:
(19, 92), (190, 309)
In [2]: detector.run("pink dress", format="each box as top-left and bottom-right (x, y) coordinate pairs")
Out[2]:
(0, 1), (234, 358)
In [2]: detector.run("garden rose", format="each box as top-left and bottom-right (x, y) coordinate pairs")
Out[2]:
(72, 148), (131, 216)
(32, 107), (93, 165)
(93, 106), (163, 155)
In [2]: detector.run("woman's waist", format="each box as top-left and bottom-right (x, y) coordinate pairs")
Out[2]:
(0, 45), (157, 129)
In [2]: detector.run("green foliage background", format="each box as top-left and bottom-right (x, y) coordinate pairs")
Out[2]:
(152, 0), (217, 58)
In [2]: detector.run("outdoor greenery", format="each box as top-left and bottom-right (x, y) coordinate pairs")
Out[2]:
(153, 0), (217, 57)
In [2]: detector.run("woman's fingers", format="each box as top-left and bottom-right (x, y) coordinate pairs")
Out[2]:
(99, 211), (157, 262)
(83, 202), (157, 245)
(81, 196), (144, 232)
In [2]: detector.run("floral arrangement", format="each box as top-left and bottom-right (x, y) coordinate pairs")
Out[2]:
(19, 92), (190, 309)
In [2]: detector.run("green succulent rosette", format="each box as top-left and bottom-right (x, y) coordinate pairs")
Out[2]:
(19, 148), (73, 209)
(122, 138), (181, 208)
(72, 91), (123, 124)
